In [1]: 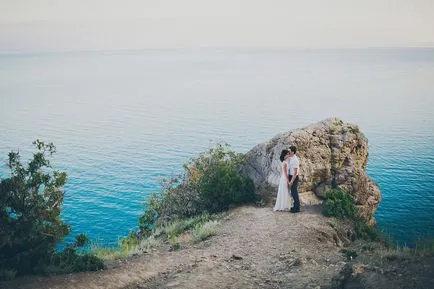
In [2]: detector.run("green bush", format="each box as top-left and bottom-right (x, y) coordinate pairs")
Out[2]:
(323, 188), (379, 241)
(354, 221), (380, 241)
(323, 188), (358, 220)
(183, 143), (256, 212)
(138, 143), (255, 236)
(0, 140), (103, 279)
(142, 178), (204, 227)
(38, 235), (103, 275)
(168, 235), (181, 251)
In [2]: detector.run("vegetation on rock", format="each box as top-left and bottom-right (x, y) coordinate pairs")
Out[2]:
(323, 188), (379, 241)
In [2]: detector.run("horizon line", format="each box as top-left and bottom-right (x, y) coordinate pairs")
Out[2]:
(1, 45), (434, 55)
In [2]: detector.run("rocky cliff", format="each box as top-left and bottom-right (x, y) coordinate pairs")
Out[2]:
(243, 118), (381, 225)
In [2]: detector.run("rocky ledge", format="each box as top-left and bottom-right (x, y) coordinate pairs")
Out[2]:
(243, 118), (381, 225)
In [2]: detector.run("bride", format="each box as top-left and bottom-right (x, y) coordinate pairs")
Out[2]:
(273, 149), (292, 211)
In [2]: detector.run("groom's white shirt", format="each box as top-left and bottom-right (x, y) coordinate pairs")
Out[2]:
(287, 155), (300, 176)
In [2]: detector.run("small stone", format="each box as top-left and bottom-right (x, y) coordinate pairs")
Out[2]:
(231, 254), (243, 260)
(294, 257), (307, 266)
(166, 281), (180, 287)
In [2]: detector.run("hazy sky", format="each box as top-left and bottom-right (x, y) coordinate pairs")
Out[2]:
(1, 0), (433, 51)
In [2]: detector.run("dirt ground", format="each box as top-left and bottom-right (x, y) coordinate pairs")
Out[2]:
(2, 206), (433, 289)
(2, 205), (348, 289)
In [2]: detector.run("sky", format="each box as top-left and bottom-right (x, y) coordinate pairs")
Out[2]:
(1, 0), (434, 51)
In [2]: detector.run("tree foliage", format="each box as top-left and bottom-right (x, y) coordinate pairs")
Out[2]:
(0, 140), (103, 279)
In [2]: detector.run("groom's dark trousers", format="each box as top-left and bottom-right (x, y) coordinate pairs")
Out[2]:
(289, 175), (300, 210)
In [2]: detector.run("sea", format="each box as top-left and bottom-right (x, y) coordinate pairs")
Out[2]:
(0, 48), (433, 247)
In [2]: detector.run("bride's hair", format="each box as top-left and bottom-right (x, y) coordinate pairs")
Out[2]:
(280, 149), (289, 162)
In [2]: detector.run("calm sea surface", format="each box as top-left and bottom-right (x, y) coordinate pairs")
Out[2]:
(1, 49), (433, 246)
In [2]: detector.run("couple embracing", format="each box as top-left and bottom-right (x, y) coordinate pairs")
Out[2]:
(273, 146), (301, 213)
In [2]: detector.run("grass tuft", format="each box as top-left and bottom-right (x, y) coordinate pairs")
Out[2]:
(192, 220), (219, 243)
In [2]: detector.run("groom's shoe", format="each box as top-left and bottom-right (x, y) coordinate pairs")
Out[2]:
(290, 208), (300, 213)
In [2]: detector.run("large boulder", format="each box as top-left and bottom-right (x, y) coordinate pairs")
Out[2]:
(243, 118), (381, 225)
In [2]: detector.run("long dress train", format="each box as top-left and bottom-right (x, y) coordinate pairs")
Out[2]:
(273, 161), (292, 211)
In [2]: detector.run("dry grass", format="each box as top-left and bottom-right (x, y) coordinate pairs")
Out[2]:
(91, 213), (224, 260)
(192, 220), (219, 243)
(91, 235), (162, 260)
(352, 239), (434, 266)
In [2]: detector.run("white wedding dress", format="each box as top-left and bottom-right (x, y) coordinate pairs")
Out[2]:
(273, 160), (292, 211)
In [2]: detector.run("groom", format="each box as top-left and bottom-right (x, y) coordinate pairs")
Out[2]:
(287, 145), (300, 213)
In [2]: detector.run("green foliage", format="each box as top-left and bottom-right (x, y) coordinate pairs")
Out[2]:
(323, 188), (358, 220)
(90, 230), (148, 261)
(347, 124), (360, 134)
(354, 221), (380, 241)
(74, 233), (89, 247)
(138, 143), (255, 236)
(184, 143), (256, 211)
(39, 242), (103, 275)
(168, 235), (181, 251)
(323, 188), (379, 242)
(0, 140), (103, 279)
(138, 191), (162, 236)
(144, 179), (203, 227)
(118, 230), (140, 254)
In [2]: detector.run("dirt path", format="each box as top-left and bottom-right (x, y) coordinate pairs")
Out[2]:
(2, 206), (349, 289)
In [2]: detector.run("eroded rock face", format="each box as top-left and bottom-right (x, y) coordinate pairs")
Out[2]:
(243, 118), (381, 225)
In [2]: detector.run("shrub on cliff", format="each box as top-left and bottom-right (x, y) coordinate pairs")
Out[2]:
(189, 143), (256, 211)
(139, 143), (255, 235)
(323, 188), (358, 220)
(0, 140), (103, 280)
(324, 188), (379, 241)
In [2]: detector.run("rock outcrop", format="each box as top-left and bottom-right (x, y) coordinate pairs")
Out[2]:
(243, 118), (381, 225)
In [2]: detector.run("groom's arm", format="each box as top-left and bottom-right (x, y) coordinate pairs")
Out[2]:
(289, 156), (299, 186)
(289, 167), (298, 186)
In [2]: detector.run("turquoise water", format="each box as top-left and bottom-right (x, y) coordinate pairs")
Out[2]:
(0, 49), (433, 246)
